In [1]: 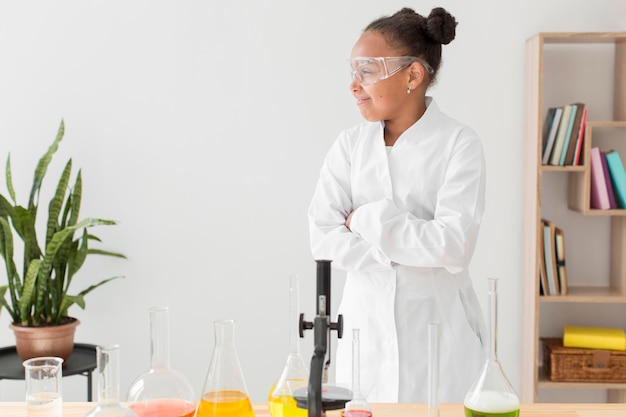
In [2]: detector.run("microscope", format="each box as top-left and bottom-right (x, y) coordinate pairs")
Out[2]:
(294, 260), (352, 417)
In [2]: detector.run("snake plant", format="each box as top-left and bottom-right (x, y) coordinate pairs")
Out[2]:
(0, 120), (125, 326)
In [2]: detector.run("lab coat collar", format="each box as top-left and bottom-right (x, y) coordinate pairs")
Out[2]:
(379, 96), (440, 145)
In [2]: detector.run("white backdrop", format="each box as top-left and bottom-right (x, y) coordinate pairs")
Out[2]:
(0, 0), (625, 405)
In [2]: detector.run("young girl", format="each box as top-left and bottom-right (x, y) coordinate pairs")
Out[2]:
(308, 7), (487, 403)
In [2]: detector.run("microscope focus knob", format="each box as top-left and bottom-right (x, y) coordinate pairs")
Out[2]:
(331, 314), (343, 339)
(299, 313), (314, 338)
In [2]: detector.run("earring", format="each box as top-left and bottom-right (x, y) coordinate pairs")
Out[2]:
(407, 86), (413, 94)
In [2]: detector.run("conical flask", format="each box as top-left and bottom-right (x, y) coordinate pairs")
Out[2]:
(126, 306), (197, 417)
(84, 345), (138, 417)
(196, 319), (254, 417)
(464, 278), (520, 417)
(342, 329), (372, 417)
(268, 275), (309, 417)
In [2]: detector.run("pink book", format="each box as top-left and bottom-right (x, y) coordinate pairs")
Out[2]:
(573, 108), (588, 165)
(601, 151), (617, 208)
(589, 147), (611, 209)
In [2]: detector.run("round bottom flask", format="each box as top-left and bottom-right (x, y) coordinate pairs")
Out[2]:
(126, 307), (196, 417)
(464, 279), (519, 417)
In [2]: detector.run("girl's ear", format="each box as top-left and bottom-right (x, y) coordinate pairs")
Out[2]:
(409, 62), (427, 87)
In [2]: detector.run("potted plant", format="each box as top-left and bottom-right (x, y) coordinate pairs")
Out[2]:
(0, 120), (125, 361)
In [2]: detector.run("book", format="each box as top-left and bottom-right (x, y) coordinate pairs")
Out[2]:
(554, 226), (568, 295)
(589, 147), (612, 209)
(572, 107), (588, 166)
(605, 149), (626, 208)
(563, 103), (585, 165)
(601, 150), (617, 209)
(542, 107), (563, 165)
(563, 325), (626, 351)
(542, 219), (560, 295)
(549, 105), (573, 165)
(539, 227), (549, 296)
(558, 103), (578, 165)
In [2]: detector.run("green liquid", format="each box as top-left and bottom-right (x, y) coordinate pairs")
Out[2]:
(464, 406), (519, 417)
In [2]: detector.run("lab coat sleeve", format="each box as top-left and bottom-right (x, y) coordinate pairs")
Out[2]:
(308, 132), (393, 272)
(349, 130), (485, 273)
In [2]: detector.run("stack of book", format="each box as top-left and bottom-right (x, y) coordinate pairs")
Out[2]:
(590, 147), (626, 210)
(542, 103), (587, 166)
(540, 219), (568, 296)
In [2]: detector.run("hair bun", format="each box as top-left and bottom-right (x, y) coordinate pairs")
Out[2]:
(424, 7), (457, 45)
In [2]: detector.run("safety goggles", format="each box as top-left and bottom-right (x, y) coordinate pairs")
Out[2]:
(349, 56), (434, 86)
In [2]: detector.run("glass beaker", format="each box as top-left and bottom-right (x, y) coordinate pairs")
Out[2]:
(84, 345), (138, 417)
(126, 306), (197, 417)
(268, 275), (309, 417)
(196, 319), (254, 417)
(23, 356), (63, 417)
(342, 329), (372, 417)
(464, 278), (519, 417)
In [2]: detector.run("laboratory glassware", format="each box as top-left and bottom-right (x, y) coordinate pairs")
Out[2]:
(126, 306), (196, 417)
(196, 319), (255, 417)
(342, 329), (372, 417)
(84, 345), (138, 417)
(428, 322), (439, 417)
(23, 356), (63, 417)
(463, 278), (520, 417)
(268, 275), (309, 417)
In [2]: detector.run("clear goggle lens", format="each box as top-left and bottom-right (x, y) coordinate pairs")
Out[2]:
(349, 56), (434, 86)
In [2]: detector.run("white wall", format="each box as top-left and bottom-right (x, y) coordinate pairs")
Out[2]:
(0, 0), (625, 404)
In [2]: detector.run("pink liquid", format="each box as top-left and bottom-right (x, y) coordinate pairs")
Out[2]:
(342, 410), (373, 417)
(129, 399), (196, 417)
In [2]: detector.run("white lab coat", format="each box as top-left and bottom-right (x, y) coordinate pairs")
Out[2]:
(308, 97), (487, 403)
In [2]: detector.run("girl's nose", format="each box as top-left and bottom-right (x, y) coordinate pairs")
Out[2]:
(350, 77), (361, 93)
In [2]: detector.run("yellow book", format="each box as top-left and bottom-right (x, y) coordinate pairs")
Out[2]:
(563, 325), (626, 351)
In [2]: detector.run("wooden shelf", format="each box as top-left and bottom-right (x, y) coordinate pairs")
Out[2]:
(541, 165), (585, 172)
(522, 31), (626, 403)
(538, 32), (626, 44)
(538, 368), (626, 390)
(540, 286), (626, 303)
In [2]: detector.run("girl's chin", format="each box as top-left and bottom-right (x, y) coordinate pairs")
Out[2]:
(359, 111), (382, 123)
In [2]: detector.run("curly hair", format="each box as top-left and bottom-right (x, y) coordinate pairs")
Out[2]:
(364, 7), (457, 85)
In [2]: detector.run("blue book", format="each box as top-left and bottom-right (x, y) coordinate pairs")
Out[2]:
(605, 150), (626, 208)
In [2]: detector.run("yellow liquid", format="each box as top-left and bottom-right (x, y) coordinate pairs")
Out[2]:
(196, 390), (254, 417)
(267, 380), (307, 417)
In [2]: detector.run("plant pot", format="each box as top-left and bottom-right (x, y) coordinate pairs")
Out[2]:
(9, 318), (80, 363)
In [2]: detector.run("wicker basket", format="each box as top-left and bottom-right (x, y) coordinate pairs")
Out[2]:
(542, 337), (626, 383)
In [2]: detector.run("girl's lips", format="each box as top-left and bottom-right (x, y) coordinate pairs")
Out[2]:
(356, 97), (370, 105)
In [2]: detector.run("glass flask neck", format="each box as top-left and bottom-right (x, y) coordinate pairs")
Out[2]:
(215, 319), (235, 346)
(97, 345), (123, 404)
(289, 275), (301, 355)
(351, 329), (363, 399)
(150, 306), (171, 370)
(488, 278), (499, 362)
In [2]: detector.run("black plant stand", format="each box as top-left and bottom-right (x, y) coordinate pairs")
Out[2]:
(0, 343), (97, 401)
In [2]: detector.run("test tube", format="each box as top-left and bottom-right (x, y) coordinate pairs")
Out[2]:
(428, 321), (440, 417)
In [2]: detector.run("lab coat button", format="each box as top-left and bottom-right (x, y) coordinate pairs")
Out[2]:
(385, 284), (392, 292)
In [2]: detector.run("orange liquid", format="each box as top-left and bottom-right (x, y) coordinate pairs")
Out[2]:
(196, 390), (255, 417)
(129, 399), (196, 417)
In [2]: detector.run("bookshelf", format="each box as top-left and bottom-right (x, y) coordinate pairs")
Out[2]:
(522, 32), (626, 403)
